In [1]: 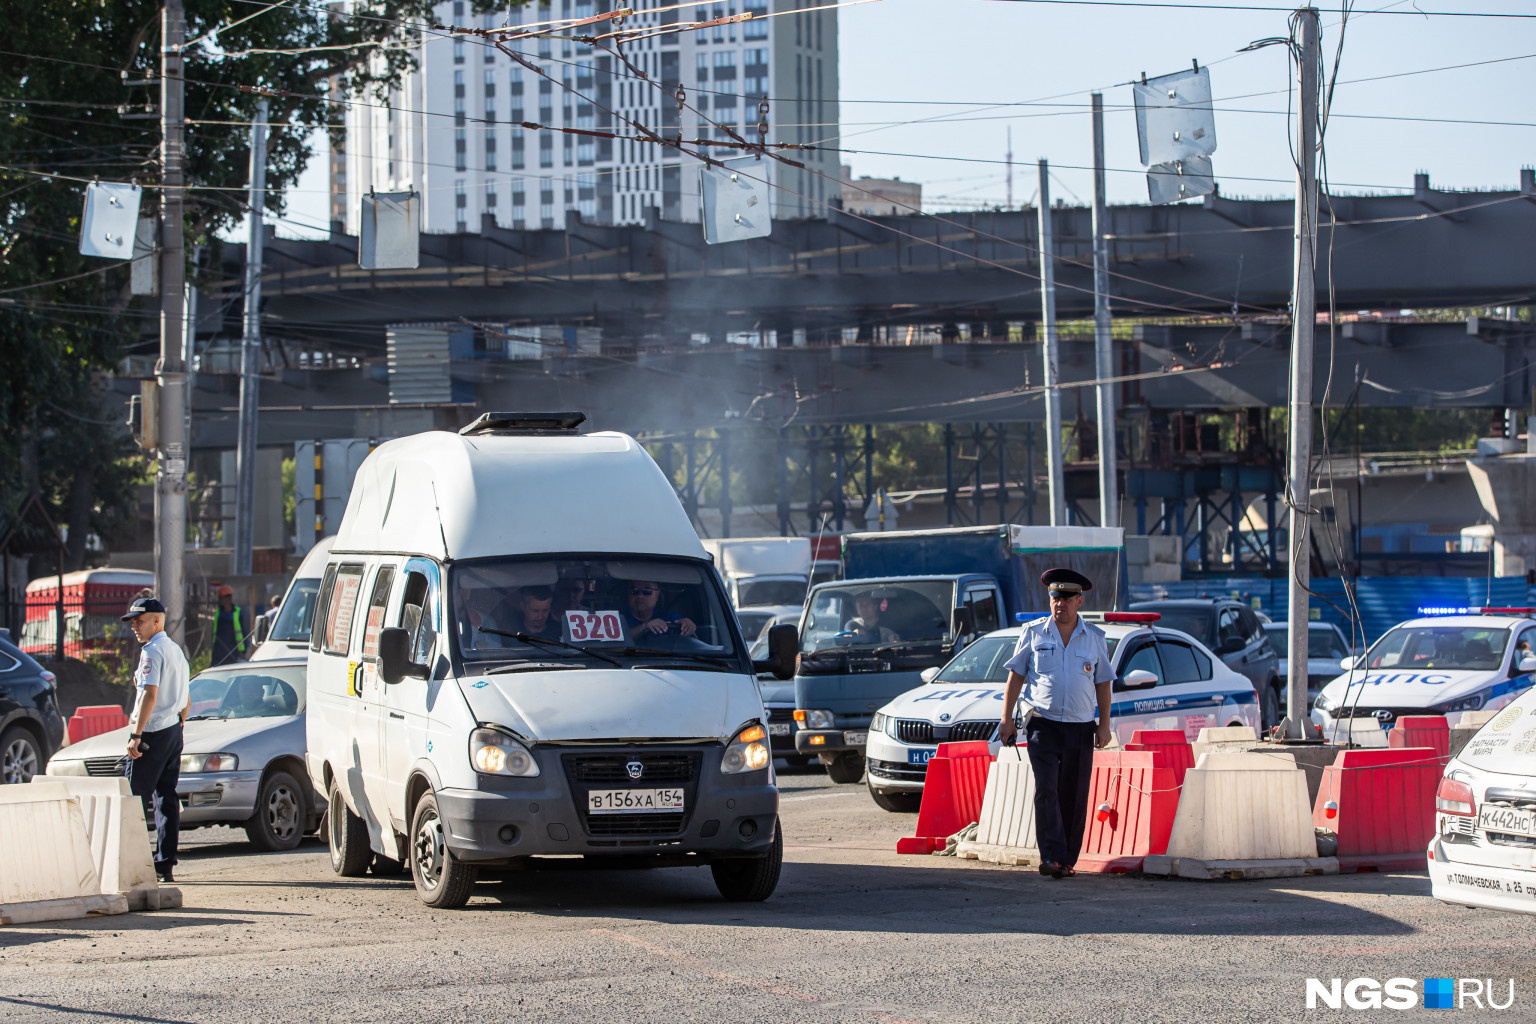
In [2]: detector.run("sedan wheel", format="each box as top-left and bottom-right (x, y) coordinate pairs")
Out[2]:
(0, 727), (41, 785)
(245, 770), (306, 851)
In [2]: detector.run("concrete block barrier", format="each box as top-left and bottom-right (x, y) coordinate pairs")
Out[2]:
(41, 777), (179, 910)
(955, 747), (1040, 866)
(0, 783), (128, 925)
(1143, 751), (1324, 880)
(1076, 750), (1180, 874)
(897, 741), (993, 855)
(1314, 747), (1442, 873)
(1191, 724), (1260, 763)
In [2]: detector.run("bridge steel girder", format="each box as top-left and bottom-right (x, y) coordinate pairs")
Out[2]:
(149, 316), (1533, 450)
(244, 187), (1536, 350)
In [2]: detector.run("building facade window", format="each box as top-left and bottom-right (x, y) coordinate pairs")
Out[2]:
(485, 133), (497, 170)
(455, 129), (467, 170)
(453, 39), (465, 64)
(511, 133), (525, 168)
(743, 6), (767, 39)
(455, 179), (467, 228)
(539, 133), (553, 167)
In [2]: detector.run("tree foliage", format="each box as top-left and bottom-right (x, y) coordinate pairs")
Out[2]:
(1, 0), (501, 563)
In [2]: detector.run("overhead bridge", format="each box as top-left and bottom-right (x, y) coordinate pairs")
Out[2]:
(238, 172), (1536, 349)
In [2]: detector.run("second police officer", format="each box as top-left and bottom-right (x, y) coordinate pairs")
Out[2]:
(996, 568), (1115, 879)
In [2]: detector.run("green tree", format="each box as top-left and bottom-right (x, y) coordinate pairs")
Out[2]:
(1, 0), (507, 560)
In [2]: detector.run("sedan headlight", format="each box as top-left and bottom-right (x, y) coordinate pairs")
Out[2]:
(721, 723), (771, 774)
(181, 752), (238, 773)
(794, 708), (835, 730)
(469, 727), (539, 777)
(870, 712), (888, 736)
(1441, 692), (1486, 714)
(1312, 692), (1336, 713)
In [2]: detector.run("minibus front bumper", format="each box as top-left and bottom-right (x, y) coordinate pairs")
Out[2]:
(434, 742), (778, 863)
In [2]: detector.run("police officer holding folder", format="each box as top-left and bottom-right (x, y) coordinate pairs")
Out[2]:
(996, 569), (1115, 878)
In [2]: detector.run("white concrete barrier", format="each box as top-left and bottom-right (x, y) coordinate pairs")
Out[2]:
(955, 748), (1040, 866)
(1191, 724), (1261, 763)
(0, 783), (128, 925)
(39, 778), (178, 911)
(1143, 751), (1334, 880)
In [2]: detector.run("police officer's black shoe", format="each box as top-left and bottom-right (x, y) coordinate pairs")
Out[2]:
(156, 867), (175, 884)
(1038, 861), (1064, 879)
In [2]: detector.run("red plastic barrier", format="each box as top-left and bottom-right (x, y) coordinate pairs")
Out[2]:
(66, 704), (129, 745)
(1124, 729), (1195, 791)
(1388, 715), (1450, 760)
(1076, 749), (1181, 873)
(1313, 746), (1443, 873)
(896, 741), (994, 855)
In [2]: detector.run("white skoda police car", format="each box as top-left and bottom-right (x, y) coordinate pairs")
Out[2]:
(863, 613), (1261, 811)
(1311, 608), (1536, 746)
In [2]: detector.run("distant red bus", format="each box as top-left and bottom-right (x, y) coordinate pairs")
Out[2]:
(21, 568), (154, 659)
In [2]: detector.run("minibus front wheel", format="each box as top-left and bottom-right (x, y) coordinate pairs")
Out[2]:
(409, 790), (479, 909)
(710, 819), (782, 902)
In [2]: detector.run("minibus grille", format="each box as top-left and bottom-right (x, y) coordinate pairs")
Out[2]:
(585, 812), (688, 837)
(765, 706), (795, 724)
(562, 752), (699, 783)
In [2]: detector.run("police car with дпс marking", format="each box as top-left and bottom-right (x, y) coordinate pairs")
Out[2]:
(862, 612), (1262, 812)
(1311, 607), (1536, 746)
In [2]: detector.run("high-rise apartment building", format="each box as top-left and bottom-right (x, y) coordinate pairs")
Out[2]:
(337, 0), (839, 235)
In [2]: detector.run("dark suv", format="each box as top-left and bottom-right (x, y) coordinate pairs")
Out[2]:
(1129, 599), (1282, 730)
(0, 630), (65, 783)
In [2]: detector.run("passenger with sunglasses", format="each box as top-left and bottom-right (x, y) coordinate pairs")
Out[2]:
(624, 580), (696, 642)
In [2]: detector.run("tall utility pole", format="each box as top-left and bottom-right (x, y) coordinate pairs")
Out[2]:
(1090, 93), (1119, 529)
(157, 0), (188, 643)
(233, 99), (268, 576)
(1037, 159), (1066, 526)
(1285, 7), (1321, 738)
(1006, 128), (1014, 210)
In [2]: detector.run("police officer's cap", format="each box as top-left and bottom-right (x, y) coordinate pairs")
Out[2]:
(120, 597), (166, 621)
(1041, 568), (1093, 596)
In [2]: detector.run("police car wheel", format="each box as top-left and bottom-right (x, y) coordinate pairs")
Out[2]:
(866, 778), (921, 813)
(1260, 681), (1282, 732)
(825, 752), (865, 785)
(409, 791), (478, 909)
(327, 776), (372, 877)
(710, 819), (782, 902)
(245, 770), (306, 852)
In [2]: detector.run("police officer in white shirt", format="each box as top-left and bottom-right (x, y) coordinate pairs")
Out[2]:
(996, 569), (1115, 879)
(121, 597), (191, 882)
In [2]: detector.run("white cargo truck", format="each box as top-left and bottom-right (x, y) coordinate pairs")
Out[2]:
(699, 537), (812, 610)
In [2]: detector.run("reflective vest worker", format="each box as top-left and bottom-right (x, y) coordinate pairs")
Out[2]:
(996, 568), (1115, 880)
(212, 584), (246, 665)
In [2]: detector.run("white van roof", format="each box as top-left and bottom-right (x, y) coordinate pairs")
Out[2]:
(331, 429), (705, 562)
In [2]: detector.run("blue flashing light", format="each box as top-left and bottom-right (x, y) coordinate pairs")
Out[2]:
(1417, 605), (1470, 617)
(1015, 612), (1048, 622)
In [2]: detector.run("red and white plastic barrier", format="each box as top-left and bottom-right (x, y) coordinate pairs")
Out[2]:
(1313, 746), (1442, 873)
(896, 741), (993, 855)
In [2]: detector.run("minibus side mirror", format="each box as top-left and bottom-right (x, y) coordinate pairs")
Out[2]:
(378, 627), (428, 684)
(252, 614), (270, 646)
(753, 624), (798, 680)
(952, 607), (975, 639)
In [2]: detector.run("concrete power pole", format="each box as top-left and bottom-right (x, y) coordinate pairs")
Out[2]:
(1091, 94), (1119, 529)
(157, 0), (188, 643)
(1037, 159), (1066, 527)
(1285, 7), (1321, 738)
(233, 99), (268, 576)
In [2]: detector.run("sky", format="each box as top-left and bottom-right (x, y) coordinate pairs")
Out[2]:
(270, 0), (1536, 238)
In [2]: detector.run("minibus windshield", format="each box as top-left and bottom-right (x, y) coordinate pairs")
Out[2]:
(452, 555), (745, 669)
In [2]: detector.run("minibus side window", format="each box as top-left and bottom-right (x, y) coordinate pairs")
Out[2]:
(322, 565), (366, 657)
(359, 566), (397, 662)
(310, 565), (337, 653)
(400, 570), (437, 665)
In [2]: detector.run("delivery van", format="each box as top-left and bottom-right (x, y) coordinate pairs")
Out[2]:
(304, 412), (797, 908)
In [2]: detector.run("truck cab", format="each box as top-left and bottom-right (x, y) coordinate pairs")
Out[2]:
(792, 574), (1000, 782)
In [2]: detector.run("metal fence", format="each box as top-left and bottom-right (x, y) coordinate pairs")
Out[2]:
(12, 594), (141, 666)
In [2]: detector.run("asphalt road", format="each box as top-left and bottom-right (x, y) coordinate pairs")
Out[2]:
(3, 765), (1533, 1023)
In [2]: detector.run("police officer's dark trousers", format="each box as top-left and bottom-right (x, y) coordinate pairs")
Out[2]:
(1024, 716), (1096, 868)
(127, 723), (183, 871)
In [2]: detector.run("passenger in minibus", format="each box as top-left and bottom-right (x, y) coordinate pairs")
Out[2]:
(514, 585), (561, 640)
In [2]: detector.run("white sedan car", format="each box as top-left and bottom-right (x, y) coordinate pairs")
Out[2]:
(1312, 610), (1536, 746)
(1429, 687), (1536, 914)
(864, 613), (1261, 811)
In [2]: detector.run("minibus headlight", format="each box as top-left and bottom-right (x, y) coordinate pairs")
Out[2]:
(721, 723), (771, 774)
(470, 728), (539, 777)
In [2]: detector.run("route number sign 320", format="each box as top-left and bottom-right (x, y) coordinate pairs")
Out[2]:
(565, 610), (625, 642)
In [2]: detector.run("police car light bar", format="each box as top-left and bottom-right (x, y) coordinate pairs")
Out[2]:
(1015, 612), (1047, 622)
(1479, 607), (1536, 616)
(1416, 606), (1470, 616)
(1102, 612), (1161, 623)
